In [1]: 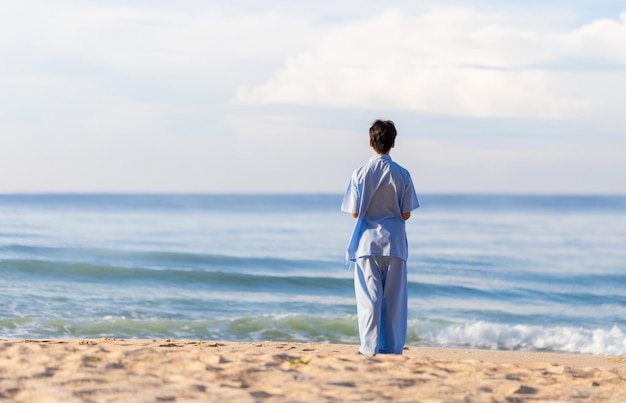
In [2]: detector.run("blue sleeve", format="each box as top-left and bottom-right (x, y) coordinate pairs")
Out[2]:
(341, 174), (359, 214)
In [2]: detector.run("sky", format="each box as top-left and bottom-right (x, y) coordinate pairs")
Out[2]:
(1, 0), (625, 194)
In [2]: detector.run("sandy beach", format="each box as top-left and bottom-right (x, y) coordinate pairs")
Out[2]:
(0, 339), (624, 402)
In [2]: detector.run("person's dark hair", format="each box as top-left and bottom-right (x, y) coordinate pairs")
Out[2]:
(369, 120), (397, 154)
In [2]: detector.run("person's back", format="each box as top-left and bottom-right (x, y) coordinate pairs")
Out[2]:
(348, 154), (415, 259)
(342, 119), (419, 355)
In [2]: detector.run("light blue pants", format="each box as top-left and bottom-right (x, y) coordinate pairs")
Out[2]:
(354, 256), (407, 355)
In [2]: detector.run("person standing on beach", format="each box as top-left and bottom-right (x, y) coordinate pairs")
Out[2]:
(341, 119), (420, 355)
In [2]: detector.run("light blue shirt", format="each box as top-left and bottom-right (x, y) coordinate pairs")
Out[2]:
(341, 154), (419, 261)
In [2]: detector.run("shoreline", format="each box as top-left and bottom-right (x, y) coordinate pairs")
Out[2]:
(1, 339), (624, 402)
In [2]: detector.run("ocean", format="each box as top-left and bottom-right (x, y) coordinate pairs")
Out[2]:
(1, 194), (625, 356)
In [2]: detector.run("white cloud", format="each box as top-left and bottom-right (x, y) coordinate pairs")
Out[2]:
(234, 8), (626, 124)
(566, 13), (626, 62)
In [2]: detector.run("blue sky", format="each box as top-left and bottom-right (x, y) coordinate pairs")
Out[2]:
(1, 1), (625, 194)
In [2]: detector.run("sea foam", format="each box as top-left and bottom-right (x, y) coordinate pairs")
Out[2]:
(411, 320), (626, 356)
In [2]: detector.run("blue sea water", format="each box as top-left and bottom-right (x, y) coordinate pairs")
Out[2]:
(1, 194), (625, 356)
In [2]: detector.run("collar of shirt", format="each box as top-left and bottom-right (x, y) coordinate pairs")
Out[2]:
(370, 154), (392, 162)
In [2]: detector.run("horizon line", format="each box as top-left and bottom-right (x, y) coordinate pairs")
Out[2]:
(1, 191), (625, 197)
